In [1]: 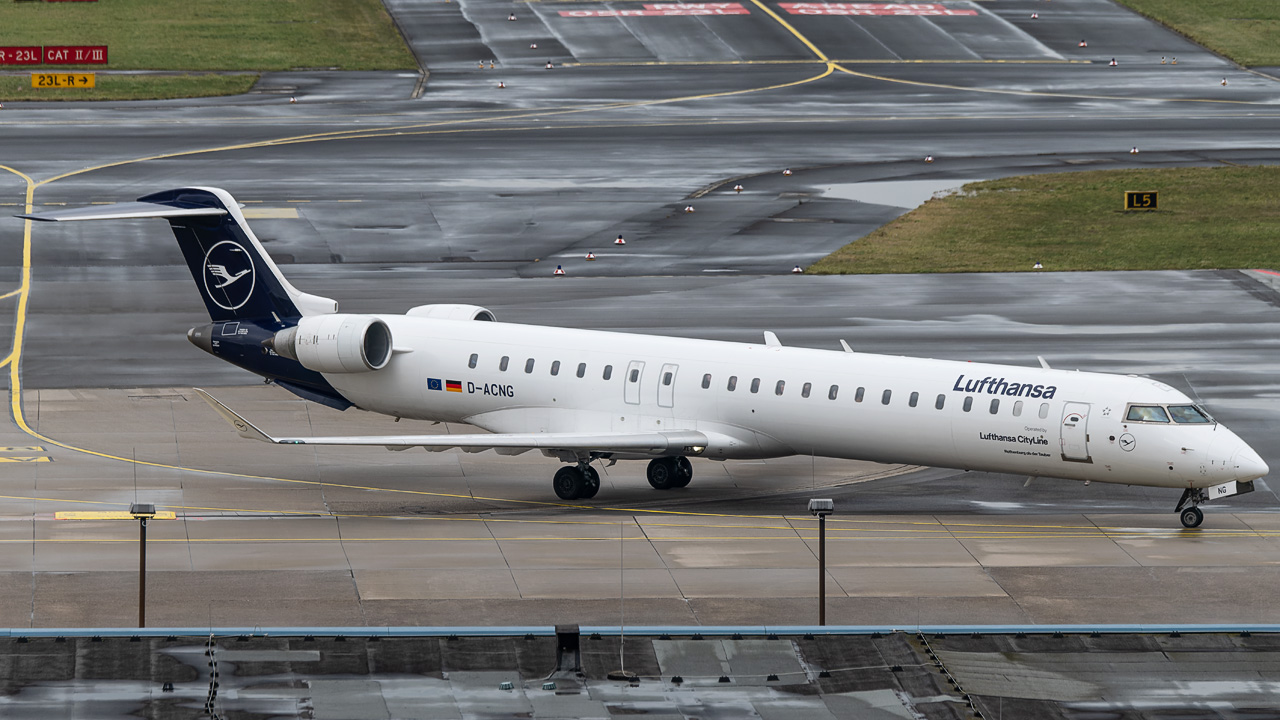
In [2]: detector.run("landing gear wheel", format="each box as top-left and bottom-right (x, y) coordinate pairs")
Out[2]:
(647, 457), (676, 489)
(553, 466), (586, 500)
(1180, 506), (1204, 529)
(580, 466), (601, 499)
(672, 457), (693, 488)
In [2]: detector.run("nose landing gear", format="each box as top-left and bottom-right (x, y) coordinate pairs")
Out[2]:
(1176, 487), (1208, 528)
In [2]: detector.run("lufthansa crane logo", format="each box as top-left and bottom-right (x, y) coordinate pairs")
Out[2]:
(202, 240), (256, 311)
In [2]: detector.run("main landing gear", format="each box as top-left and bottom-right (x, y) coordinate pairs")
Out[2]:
(647, 456), (693, 490)
(553, 463), (600, 500)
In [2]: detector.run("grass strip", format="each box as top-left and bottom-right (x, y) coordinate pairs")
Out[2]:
(0, 74), (258, 102)
(1115, 0), (1280, 67)
(0, 0), (416, 71)
(808, 166), (1280, 275)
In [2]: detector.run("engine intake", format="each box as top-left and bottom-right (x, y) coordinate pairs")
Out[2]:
(271, 314), (392, 373)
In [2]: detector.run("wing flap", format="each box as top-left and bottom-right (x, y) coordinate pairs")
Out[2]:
(193, 389), (706, 454)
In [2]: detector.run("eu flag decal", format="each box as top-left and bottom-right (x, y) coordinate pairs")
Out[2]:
(427, 378), (442, 391)
(446, 380), (463, 393)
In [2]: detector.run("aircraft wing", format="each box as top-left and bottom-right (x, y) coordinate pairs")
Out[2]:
(194, 389), (707, 454)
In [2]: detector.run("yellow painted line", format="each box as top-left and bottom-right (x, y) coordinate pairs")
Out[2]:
(0, 446), (43, 452)
(240, 207), (300, 219)
(746, 0), (828, 62)
(56, 511), (177, 520)
(0, 456), (49, 463)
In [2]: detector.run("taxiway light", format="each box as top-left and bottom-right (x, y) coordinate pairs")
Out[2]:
(733, 184), (744, 193)
(478, 61), (485, 69)
(684, 205), (695, 213)
(1030, 12), (1037, 18)
(289, 96), (297, 104)
(498, 81), (506, 89)
(1078, 40), (1087, 47)
(782, 168), (793, 176)
(1161, 56), (1167, 64)
(531, 43), (538, 49)
(490, 61), (496, 69)
(1221, 77), (1228, 86)
(508, 13), (517, 20)
(546, 61), (554, 69)
(554, 265), (565, 276)
(1171, 57), (1177, 64)
(1109, 58), (1118, 67)
(615, 234), (626, 245)
(1130, 146), (1139, 154)
(1033, 262), (1043, 269)
(925, 155), (934, 163)
(585, 251), (596, 260)
(792, 265), (804, 274)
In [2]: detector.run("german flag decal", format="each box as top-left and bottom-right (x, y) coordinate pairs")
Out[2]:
(446, 380), (463, 393)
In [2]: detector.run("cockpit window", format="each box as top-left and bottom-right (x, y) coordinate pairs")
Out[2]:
(1168, 405), (1213, 424)
(1126, 405), (1170, 423)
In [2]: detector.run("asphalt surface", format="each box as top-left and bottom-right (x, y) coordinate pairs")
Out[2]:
(2, 3), (1280, 710)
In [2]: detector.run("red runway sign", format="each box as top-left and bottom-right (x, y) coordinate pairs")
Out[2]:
(560, 2), (748, 16)
(779, 3), (978, 15)
(44, 46), (108, 64)
(0, 47), (43, 66)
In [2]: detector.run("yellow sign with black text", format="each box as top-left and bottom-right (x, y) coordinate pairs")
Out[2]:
(1124, 190), (1158, 211)
(31, 72), (95, 89)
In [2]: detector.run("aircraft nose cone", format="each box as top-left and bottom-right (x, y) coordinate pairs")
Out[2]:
(1232, 446), (1269, 481)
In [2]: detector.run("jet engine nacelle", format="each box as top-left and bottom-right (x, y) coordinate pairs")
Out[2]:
(406, 303), (497, 322)
(271, 314), (393, 373)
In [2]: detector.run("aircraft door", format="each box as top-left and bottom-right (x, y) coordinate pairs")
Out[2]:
(1060, 402), (1092, 463)
(624, 360), (645, 405)
(658, 363), (678, 408)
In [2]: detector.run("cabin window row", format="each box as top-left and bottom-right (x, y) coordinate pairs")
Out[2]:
(472, 353), (616, 380)
(700, 372), (1052, 417)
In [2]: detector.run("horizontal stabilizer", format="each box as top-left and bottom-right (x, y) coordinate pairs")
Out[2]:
(193, 389), (707, 454)
(18, 203), (227, 222)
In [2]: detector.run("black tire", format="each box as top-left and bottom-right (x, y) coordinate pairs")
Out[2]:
(672, 456), (693, 488)
(1180, 506), (1204, 528)
(580, 466), (601, 499)
(647, 457), (676, 489)
(554, 466), (585, 500)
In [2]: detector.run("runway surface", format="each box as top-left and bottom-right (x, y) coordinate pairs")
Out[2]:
(1, 0), (1280, 639)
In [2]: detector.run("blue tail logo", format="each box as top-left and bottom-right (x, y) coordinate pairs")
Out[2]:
(202, 241), (256, 310)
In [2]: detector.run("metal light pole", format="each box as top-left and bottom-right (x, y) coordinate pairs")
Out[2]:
(130, 503), (156, 628)
(808, 499), (834, 626)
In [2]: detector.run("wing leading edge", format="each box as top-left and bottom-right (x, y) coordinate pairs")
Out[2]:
(193, 389), (707, 455)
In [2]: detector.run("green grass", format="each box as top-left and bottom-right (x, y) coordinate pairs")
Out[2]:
(1115, 0), (1280, 67)
(0, 74), (258, 101)
(0, 0), (416, 72)
(808, 166), (1280, 275)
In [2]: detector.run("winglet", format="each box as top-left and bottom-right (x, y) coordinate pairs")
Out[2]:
(192, 388), (277, 443)
(763, 331), (781, 347)
(1038, 356), (1051, 369)
(839, 339), (853, 353)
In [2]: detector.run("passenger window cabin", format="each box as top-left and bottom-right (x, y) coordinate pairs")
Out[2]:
(935, 394), (945, 410)
(881, 389), (892, 405)
(1013, 400), (1023, 417)
(854, 387), (864, 403)
(1038, 402), (1049, 419)
(727, 376), (738, 391)
(468, 353), (478, 369)
(603, 365), (613, 381)
(525, 358), (535, 374)
(909, 391), (919, 408)
(550, 360), (560, 376)
(577, 362), (586, 378)
(702, 373), (711, 389)
(750, 378), (761, 394)
(963, 397), (973, 412)
(802, 382), (812, 398)
(775, 380), (785, 396)
(499, 356), (510, 372)
(629, 368), (640, 383)
(989, 398), (999, 414)
(828, 385), (838, 400)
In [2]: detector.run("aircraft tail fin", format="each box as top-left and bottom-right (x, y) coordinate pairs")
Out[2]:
(20, 187), (336, 323)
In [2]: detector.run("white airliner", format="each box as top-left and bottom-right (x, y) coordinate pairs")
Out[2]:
(21, 187), (1267, 527)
